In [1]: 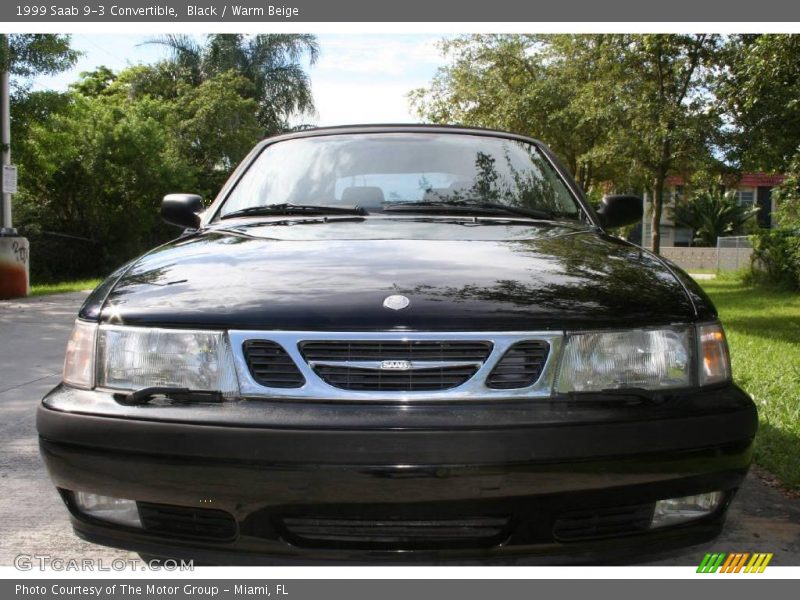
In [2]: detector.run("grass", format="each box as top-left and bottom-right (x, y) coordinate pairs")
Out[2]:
(29, 279), (101, 297)
(684, 268), (719, 275)
(699, 278), (800, 491)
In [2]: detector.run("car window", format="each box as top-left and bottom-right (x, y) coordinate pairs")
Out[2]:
(218, 133), (582, 218)
(334, 172), (458, 202)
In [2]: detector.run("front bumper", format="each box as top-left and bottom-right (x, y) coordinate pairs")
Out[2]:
(37, 383), (757, 564)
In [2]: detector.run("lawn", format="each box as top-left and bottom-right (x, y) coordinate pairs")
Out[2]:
(29, 279), (101, 297)
(699, 278), (800, 491)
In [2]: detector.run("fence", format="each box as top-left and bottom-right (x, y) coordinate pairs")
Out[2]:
(658, 236), (752, 272)
(716, 236), (753, 271)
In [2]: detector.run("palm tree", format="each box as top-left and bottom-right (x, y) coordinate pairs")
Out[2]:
(148, 34), (319, 133)
(672, 189), (760, 247)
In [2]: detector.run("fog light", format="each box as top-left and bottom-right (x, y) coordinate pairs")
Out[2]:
(73, 492), (142, 528)
(651, 491), (724, 528)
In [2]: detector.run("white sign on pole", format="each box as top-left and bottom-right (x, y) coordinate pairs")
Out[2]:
(2, 165), (17, 194)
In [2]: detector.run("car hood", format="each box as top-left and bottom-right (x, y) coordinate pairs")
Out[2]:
(83, 224), (708, 331)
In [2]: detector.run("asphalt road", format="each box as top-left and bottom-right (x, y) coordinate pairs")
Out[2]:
(1, 291), (798, 566)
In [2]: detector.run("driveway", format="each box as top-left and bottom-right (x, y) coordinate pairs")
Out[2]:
(1, 291), (798, 567)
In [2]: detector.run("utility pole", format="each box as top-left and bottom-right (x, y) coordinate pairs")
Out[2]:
(0, 33), (30, 299)
(1, 63), (12, 232)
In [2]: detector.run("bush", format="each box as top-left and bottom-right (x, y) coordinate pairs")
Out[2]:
(748, 229), (800, 289)
(672, 189), (760, 247)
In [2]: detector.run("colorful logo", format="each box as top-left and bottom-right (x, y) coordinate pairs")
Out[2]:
(697, 552), (773, 573)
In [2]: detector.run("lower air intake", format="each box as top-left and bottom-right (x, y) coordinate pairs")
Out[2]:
(137, 502), (238, 541)
(552, 503), (655, 542)
(280, 515), (511, 550)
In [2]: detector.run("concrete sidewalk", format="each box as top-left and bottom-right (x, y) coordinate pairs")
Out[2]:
(0, 292), (798, 566)
(0, 292), (137, 565)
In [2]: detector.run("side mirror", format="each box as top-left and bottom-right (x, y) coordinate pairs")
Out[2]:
(597, 195), (643, 229)
(161, 194), (203, 229)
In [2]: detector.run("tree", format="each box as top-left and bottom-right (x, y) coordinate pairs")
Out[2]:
(719, 35), (800, 173)
(672, 189), (760, 247)
(74, 65), (263, 198)
(596, 36), (725, 253)
(409, 35), (630, 194)
(774, 153), (800, 230)
(12, 59), (275, 281)
(411, 34), (725, 253)
(147, 34), (319, 134)
(719, 35), (800, 288)
(70, 65), (116, 96)
(14, 89), (196, 279)
(0, 34), (79, 94)
(171, 71), (262, 195)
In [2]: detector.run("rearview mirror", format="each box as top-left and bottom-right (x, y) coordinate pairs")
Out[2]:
(597, 195), (643, 229)
(161, 194), (203, 229)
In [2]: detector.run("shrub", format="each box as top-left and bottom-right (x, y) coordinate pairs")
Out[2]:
(672, 189), (760, 247)
(748, 151), (800, 289)
(748, 229), (800, 289)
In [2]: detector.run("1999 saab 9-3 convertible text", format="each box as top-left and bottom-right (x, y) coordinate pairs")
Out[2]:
(37, 125), (757, 564)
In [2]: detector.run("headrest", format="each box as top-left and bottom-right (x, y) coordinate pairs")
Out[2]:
(340, 186), (385, 206)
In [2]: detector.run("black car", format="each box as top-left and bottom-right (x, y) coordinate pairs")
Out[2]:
(38, 125), (756, 564)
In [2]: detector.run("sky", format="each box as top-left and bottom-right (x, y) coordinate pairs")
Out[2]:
(30, 33), (448, 126)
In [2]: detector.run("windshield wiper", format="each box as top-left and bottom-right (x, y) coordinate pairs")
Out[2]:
(220, 203), (368, 219)
(114, 387), (224, 406)
(382, 200), (560, 221)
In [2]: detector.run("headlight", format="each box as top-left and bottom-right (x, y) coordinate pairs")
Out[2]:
(556, 326), (692, 392)
(63, 320), (98, 389)
(96, 325), (239, 396)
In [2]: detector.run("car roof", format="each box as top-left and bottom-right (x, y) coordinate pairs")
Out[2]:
(258, 124), (545, 148)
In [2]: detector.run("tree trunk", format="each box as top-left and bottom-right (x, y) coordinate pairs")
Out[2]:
(651, 172), (666, 255)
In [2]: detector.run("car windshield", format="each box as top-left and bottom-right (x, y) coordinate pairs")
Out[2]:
(217, 133), (583, 220)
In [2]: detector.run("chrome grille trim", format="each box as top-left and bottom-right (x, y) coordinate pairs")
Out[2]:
(306, 360), (483, 370)
(229, 331), (563, 401)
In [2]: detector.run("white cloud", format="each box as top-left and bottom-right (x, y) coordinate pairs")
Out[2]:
(306, 35), (446, 126)
(310, 81), (424, 126)
(313, 36), (443, 78)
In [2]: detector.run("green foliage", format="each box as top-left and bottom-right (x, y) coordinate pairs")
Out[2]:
(719, 35), (800, 172)
(147, 34), (318, 133)
(14, 91), (196, 280)
(13, 66), (270, 280)
(411, 34), (725, 253)
(409, 35), (630, 192)
(172, 71), (262, 195)
(0, 34), (79, 91)
(70, 65), (116, 96)
(9, 35), (319, 283)
(773, 152), (800, 229)
(748, 230), (800, 290)
(671, 189), (760, 246)
(745, 153), (800, 289)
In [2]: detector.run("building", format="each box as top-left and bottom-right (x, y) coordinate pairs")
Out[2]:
(636, 173), (785, 247)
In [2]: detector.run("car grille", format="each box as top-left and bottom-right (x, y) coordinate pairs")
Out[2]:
(299, 340), (493, 362)
(243, 340), (305, 388)
(310, 363), (480, 391)
(137, 502), (238, 541)
(486, 341), (550, 389)
(299, 340), (493, 392)
(233, 331), (560, 400)
(552, 503), (655, 542)
(279, 515), (511, 550)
